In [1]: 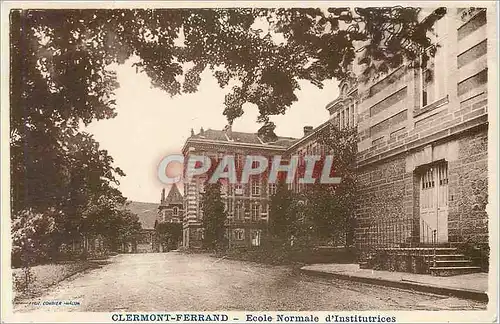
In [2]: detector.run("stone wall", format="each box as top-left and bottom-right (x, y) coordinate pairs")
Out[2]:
(355, 125), (489, 258)
(448, 127), (488, 244)
(356, 154), (415, 255)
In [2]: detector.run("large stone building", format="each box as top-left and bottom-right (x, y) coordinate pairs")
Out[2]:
(339, 7), (489, 275)
(181, 127), (297, 249)
(179, 7), (490, 274)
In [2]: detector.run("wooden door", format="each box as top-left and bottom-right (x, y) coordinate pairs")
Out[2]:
(419, 163), (449, 243)
(436, 163), (449, 243)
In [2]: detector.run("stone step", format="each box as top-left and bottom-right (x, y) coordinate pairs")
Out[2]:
(430, 266), (481, 277)
(378, 247), (459, 256)
(421, 254), (465, 259)
(425, 259), (473, 267)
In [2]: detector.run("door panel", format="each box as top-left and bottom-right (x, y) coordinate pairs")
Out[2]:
(419, 163), (449, 243)
(437, 164), (449, 243)
(420, 167), (437, 243)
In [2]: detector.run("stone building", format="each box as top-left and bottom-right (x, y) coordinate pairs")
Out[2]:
(154, 184), (183, 251)
(158, 183), (183, 224)
(181, 127), (296, 249)
(333, 7), (489, 275)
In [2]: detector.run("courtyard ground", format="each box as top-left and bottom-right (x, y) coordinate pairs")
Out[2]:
(13, 252), (487, 312)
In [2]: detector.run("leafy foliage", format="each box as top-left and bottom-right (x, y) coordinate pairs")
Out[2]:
(10, 6), (445, 260)
(11, 7), (445, 129)
(201, 182), (227, 250)
(11, 209), (58, 266)
(155, 222), (182, 250)
(268, 181), (298, 243)
(268, 124), (358, 247)
(308, 124), (358, 246)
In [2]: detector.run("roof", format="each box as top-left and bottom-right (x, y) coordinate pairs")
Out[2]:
(286, 119), (334, 152)
(123, 201), (159, 230)
(164, 183), (183, 205)
(188, 128), (297, 148)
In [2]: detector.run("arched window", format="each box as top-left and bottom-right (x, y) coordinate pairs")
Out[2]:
(173, 207), (178, 216)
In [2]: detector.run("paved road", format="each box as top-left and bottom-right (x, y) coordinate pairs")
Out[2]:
(14, 253), (486, 312)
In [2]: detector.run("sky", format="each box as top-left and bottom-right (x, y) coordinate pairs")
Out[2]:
(85, 61), (339, 203)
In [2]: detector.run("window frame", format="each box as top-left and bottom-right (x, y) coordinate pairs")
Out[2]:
(251, 203), (261, 221)
(251, 179), (261, 196)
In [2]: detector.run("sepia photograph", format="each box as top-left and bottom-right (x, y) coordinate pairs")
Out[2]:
(1, 1), (498, 323)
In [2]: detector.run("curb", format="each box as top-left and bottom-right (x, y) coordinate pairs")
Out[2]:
(300, 268), (488, 302)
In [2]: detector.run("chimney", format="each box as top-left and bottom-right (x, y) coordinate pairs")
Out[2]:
(223, 124), (232, 139)
(303, 126), (313, 137)
(190, 128), (194, 136)
(200, 127), (204, 135)
(161, 188), (165, 203)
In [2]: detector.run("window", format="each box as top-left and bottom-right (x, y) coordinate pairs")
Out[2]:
(251, 204), (261, 221)
(173, 207), (178, 216)
(345, 107), (350, 128)
(198, 201), (204, 218)
(350, 103), (355, 127)
(235, 155), (242, 171)
(234, 229), (244, 240)
(268, 183), (277, 196)
(234, 184), (243, 196)
(340, 110), (345, 129)
(251, 179), (260, 196)
(235, 202), (243, 220)
(251, 230), (261, 247)
(420, 16), (447, 107)
(226, 199), (233, 216)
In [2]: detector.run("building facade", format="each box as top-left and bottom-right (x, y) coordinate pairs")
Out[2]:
(154, 184), (183, 251)
(353, 8), (488, 254)
(181, 127), (296, 249)
(314, 8), (489, 275)
(158, 184), (183, 224)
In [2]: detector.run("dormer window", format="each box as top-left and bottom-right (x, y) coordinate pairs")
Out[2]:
(341, 84), (349, 95)
(173, 207), (178, 216)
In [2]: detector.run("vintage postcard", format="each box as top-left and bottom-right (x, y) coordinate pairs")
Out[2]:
(1, 1), (498, 323)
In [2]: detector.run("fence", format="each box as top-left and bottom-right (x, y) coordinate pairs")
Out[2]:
(358, 217), (437, 252)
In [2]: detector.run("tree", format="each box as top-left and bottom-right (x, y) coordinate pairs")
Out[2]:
(10, 6), (446, 255)
(201, 182), (227, 250)
(11, 209), (58, 267)
(114, 210), (143, 251)
(268, 180), (297, 244)
(155, 222), (182, 251)
(11, 7), (446, 135)
(306, 124), (358, 246)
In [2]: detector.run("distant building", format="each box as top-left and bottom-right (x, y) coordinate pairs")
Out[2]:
(158, 183), (183, 224)
(124, 201), (158, 253)
(154, 184), (183, 251)
(181, 126), (296, 249)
